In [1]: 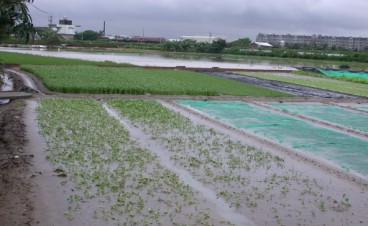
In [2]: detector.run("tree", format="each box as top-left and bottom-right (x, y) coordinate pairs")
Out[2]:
(40, 27), (60, 46)
(74, 30), (99, 41)
(228, 37), (251, 48)
(0, 0), (35, 42)
(208, 39), (227, 53)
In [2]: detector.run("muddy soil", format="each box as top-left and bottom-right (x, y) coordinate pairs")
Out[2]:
(0, 72), (36, 226)
(204, 71), (366, 98)
(0, 100), (35, 226)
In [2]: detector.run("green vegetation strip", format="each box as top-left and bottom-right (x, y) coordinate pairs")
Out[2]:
(37, 98), (221, 225)
(107, 99), (351, 225)
(238, 72), (368, 97)
(22, 65), (289, 96)
(0, 51), (130, 66)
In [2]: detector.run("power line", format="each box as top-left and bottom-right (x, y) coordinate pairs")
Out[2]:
(29, 3), (49, 15)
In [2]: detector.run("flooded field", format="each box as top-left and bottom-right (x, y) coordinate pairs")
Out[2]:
(0, 47), (294, 70)
(22, 98), (368, 226)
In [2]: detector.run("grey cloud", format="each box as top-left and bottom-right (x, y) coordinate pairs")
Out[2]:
(29, 0), (368, 40)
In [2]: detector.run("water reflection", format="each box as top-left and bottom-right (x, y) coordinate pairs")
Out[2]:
(0, 47), (295, 70)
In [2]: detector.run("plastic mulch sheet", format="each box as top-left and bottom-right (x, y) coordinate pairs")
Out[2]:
(318, 69), (368, 80)
(269, 102), (368, 133)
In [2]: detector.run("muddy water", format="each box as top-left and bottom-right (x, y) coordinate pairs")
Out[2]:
(7, 69), (41, 93)
(0, 73), (13, 104)
(0, 47), (295, 70)
(102, 103), (256, 226)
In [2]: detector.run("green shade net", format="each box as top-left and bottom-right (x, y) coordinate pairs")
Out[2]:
(318, 69), (368, 80)
(177, 100), (368, 176)
(349, 104), (368, 111)
(269, 102), (368, 133)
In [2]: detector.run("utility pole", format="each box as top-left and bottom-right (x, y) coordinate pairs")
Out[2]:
(48, 15), (53, 27)
(142, 29), (145, 43)
(103, 21), (106, 36)
(209, 32), (212, 43)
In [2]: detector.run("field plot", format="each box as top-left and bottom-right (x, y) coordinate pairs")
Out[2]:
(268, 102), (368, 133)
(37, 98), (233, 225)
(21, 65), (290, 96)
(236, 72), (368, 97)
(107, 99), (367, 226)
(177, 100), (368, 177)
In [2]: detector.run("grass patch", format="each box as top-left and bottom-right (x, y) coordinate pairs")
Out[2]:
(237, 72), (368, 97)
(0, 51), (132, 66)
(21, 65), (291, 96)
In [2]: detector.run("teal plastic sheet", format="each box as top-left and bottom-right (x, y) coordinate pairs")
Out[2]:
(269, 102), (368, 132)
(348, 104), (368, 111)
(177, 100), (368, 176)
(318, 69), (368, 80)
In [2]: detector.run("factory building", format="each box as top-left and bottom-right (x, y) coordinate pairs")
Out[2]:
(256, 33), (368, 51)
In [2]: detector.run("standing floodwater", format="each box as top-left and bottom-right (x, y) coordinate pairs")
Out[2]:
(0, 47), (295, 70)
(0, 73), (14, 104)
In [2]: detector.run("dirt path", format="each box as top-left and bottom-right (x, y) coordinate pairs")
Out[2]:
(0, 100), (34, 226)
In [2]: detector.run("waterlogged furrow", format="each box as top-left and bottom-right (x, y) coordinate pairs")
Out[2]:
(37, 98), (227, 225)
(107, 99), (356, 226)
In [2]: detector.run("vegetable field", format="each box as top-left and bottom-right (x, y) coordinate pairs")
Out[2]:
(21, 65), (291, 96)
(35, 98), (367, 226)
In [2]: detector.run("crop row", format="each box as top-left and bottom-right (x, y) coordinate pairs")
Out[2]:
(22, 65), (290, 96)
(107, 99), (353, 226)
(37, 98), (228, 225)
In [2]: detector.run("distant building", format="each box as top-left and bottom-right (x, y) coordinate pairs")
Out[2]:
(179, 36), (226, 43)
(250, 42), (273, 48)
(50, 17), (76, 40)
(256, 33), (368, 51)
(130, 36), (166, 43)
(102, 34), (130, 41)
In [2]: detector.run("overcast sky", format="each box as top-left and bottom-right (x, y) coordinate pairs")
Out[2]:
(28, 0), (368, 41)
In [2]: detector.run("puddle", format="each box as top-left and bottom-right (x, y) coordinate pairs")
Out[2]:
(0, 73), (13, 104)
(7, 69), (41, 93)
